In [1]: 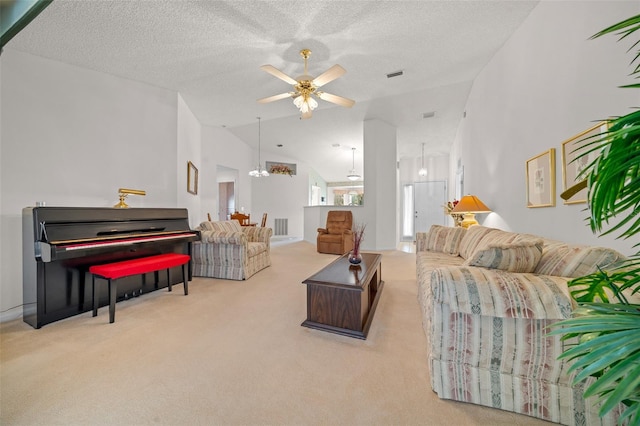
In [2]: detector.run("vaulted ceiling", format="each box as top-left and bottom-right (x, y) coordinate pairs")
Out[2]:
(5, 0), (539, 181)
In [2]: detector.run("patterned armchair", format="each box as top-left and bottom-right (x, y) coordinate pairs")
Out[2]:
(316, 210), (353, 255)
(192, 220), (272, 280)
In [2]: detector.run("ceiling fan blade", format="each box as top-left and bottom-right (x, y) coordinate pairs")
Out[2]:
(301, 110), (312, 119)
(260, 65), (298, 85)
(317, 92), (355, 108)
(312, 64), (346, 87)
(257, 92), (295, 103)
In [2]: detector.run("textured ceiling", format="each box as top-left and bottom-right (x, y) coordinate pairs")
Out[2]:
(6, 0), (539, 182)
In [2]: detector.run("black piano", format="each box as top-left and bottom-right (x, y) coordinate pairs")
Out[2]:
(22, 207), (200, 328)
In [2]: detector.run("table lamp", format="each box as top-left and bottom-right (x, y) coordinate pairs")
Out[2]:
(450, 194), (491, 228)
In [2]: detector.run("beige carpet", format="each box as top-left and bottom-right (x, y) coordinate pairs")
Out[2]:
(1, 241), (551, 426)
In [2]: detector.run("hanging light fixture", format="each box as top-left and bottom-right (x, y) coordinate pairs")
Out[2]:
(418, 142), (428, 177)
(293, 93), (318, 115)
(347, 147), (361, 181)
(249, 117), (269, 178)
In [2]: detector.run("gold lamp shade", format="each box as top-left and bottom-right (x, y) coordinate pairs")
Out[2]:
(450, 195), (491, 228)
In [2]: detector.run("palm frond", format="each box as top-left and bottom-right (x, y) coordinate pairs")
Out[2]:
(574, 112), (640, 238)
(549, 304), (640, 418)
(553, 14), (640, 424)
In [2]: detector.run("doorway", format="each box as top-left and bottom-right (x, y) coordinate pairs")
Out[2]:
(217, 165), (238, 221)
(401, 181), (446, 241)
(218, 182), (235, 220)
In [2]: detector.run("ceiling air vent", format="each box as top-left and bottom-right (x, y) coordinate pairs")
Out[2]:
(386, 70), (403, 78)
(422, 111), (436, 119)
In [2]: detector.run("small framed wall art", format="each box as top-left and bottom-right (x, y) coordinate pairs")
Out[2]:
(187, 161), (198, 195)
(526, 148), (556, 208)
(561, 121), (608, 204)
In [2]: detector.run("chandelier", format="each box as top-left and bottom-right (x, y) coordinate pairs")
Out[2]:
(249, 117), (269, 178)
(347, 147), (361, 181)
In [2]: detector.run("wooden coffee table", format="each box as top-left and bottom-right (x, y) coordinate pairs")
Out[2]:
(301, 252), (383, 339)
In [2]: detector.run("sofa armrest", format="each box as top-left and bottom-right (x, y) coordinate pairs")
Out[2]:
(317, 228), (328, 234)
(200, 230), (246, 245)
(416, 232), (428, 252)
(242, 226), (273, 244)
(430, 266), (574, 320)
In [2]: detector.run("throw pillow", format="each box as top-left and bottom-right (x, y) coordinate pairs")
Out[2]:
(534, 245), (626, 278)
(464, 240), (544, 273)
(459, 225), (499, 259)
(424, 225), (467, 255)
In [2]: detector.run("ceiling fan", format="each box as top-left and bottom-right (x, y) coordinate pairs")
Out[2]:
(257, 49), (355, 119)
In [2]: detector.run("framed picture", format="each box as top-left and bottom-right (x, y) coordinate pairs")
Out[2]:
(187, 161), (198, 195)
(526, 148), (556, 208)
(561, 121), (608, 204)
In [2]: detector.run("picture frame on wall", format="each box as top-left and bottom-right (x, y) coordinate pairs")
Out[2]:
(187, 161), (198, 195)
(561, 121), (608, 204)
(526, 148), (556, 208)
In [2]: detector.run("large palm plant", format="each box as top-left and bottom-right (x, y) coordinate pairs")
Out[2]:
(549, 14), (640, 426)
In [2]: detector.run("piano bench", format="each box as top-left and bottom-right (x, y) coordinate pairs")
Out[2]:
(89, 253), (191, 324)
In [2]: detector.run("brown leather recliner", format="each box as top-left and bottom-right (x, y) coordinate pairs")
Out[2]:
(316, 210), (354, 255)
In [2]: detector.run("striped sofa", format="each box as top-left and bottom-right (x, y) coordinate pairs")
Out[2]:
(416, 225), (626, 426)
(192, 220), (272, 280)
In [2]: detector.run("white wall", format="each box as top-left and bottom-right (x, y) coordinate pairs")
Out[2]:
(308, 167), (328, 205)
(0, 49), (179, 320)
(451, 0), (640, 255)
(251, 151), (309, 237)
(304, 119), (398, 250)
(177, 94), (202, 228)
(199, 125), (253, 227)
(364, 119), (398, 250)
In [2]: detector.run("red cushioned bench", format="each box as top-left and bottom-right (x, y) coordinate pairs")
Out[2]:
(90, 253), (191, 324)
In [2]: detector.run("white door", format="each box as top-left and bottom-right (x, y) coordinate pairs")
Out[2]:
(414, 181), (446, 236)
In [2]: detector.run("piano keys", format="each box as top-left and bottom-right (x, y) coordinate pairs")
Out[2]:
(22, 207), (200, 328)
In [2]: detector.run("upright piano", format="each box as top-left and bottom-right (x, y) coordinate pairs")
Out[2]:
(22, 207), (200, 328)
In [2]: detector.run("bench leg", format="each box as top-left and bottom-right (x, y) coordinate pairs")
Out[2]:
(182, 263), (189, 296)
(109, 279), (116, 324)
(167, 268), (172, 292)
(92, 276), (98, 317)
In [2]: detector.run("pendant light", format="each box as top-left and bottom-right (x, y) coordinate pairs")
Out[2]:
(249, 117), (269, 178)
(347, 147), (361, 181)
(418, 142), (428, 177)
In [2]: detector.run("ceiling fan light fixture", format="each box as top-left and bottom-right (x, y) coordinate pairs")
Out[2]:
(293, 94), (317, 114)
(259, 49), (354, 118)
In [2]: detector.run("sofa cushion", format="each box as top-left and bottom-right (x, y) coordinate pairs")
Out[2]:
(458, 226), (500, 259)
(213, 220), (243, 233)
(423, 225), (467, 255)
(430, 266), (573, 319)
(464, 240), (544, 273)
(474, 228), (520, 248)
(534, 244), (626, 278)
(198, 221), (216, 232)
(318, 233), (344, 243)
